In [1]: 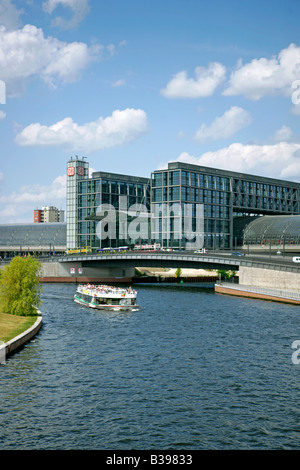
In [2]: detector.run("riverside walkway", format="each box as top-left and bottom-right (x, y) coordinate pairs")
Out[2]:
(215, 282), (300, 305)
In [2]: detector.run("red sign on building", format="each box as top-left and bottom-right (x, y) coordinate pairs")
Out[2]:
(67, 166), (75, 176)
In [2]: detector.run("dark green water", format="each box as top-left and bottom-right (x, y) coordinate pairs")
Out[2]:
(1, 282), (300, 450)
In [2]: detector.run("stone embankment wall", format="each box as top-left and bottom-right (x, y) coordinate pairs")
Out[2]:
(215, 266), (300, 304)
(215, 283), (300, 305)
(239, 266), (300, 290)
(0, 310), (42, 362)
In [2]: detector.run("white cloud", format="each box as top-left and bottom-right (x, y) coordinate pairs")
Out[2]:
(42, 0), (90, 29)
(15, 108), (149, 152)
(271, 125), (294, 143)
(161, 62), (226, 98)
(194, 106), (252, 143)
(171, 141), (300, 181)
(0, 110), (6, 119)
(0, 24), (102, 96)
(89, 167), (96, 178)
(223, 43), (300, 100)
(112, 78), (126, 87)
(0, 0), (23, 30)
(0, 173), (66, 222)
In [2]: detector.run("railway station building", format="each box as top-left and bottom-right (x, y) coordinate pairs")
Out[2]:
(66, 157), (300, 252)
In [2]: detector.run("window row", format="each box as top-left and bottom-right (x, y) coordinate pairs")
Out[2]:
(153, 187), (230, 204)
(152, 171), (230, 190)
(78, 194), (149, 209)
(152, 218), (230, 234)
(152, 203), (230, 219)
(232, 179), (299, 199)
(233, 193), (299, 211)
(79, 180), (149, 197)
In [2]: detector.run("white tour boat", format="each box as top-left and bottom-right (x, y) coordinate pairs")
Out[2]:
(74, 284), (139, 311)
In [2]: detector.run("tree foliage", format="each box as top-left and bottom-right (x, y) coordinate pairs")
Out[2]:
(217, 269), (236, 279)
(175, 268), (182, 278)
(0, 256), (42, 316)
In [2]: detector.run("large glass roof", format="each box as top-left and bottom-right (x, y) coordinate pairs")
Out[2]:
(0, 223), (66, 247)
(243, 216), (300, 244)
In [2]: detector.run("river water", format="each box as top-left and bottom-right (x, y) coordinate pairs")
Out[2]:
(1, 282), (300, 450)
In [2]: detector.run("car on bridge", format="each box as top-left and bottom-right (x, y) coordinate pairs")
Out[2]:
(231, 252), (245, 256)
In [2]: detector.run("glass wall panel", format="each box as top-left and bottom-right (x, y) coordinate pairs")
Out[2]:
(153, 173), (162, 187)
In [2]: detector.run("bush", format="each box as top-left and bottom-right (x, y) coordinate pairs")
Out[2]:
(0, 256), (42, 316)
(217, 269), (236, 279)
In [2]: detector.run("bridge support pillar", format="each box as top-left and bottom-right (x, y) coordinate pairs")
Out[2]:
(40, 261), (135, 283)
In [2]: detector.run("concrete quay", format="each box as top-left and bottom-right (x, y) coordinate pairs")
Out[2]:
(215, 282), (300, 305)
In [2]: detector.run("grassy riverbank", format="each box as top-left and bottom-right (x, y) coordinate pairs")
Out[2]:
(0, 312), (38, 342)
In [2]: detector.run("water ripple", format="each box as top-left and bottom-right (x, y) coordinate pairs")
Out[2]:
(1, 283), (300, 449)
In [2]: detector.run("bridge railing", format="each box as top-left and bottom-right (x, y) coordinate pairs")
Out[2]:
(216, 281), (300, 302)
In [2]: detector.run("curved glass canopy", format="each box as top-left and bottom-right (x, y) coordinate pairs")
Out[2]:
(243, 216), (300, 245)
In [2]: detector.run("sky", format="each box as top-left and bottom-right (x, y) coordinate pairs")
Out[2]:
(1, 0), (300, 223)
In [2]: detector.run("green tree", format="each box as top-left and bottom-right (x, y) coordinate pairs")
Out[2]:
(217, 269), (236, 279)
(175, 268), (182, 278)
(0, 256), (42, 316)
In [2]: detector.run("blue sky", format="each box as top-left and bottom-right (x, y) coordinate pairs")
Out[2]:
(1, 0), (300, 223)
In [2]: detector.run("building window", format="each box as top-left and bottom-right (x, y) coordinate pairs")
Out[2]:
(129, 183), (136, 196)
(153, 188), (162, 202)
(169, 171), (180, 186)
(169, 186), (180, 201)
(199, 174), (207, 188)
(181, 171), (189, 186)
(111, 181), (118, 194)
(120, 183), (127, 195)
(102, 180), (109, 193)
(153, 173), (162, 187)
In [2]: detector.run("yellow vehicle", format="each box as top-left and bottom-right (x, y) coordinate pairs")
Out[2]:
(66, 247), (92, 255)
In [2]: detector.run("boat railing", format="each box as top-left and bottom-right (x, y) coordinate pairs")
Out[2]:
(77, 284), (136, 295)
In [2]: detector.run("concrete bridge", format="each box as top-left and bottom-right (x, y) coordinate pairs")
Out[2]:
(40, 251), (300, 290)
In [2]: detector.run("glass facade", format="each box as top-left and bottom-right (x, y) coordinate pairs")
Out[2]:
(0, 223), (66, 257)
(243, 215), (300, 247)
(232, 178), (299, 213)
(77, 175), (150, 249)
(151, 162), (300, 250)
(67, 158), (300, 251)
(151, 164), (231, 249)
(66, 157), (89, 250)
(67, 158), (151, 250)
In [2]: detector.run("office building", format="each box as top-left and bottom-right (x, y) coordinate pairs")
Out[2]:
(66, 157), (300, 251)
(66, 156), (151, 250)
(151, 161), (300, 250)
